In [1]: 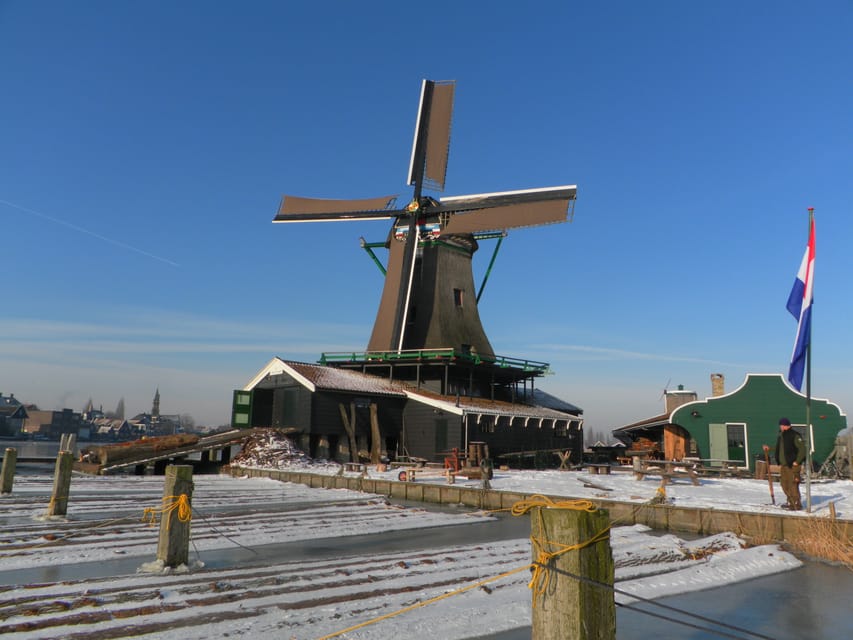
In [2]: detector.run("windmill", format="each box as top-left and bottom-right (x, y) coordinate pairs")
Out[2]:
(273, 79), (576, 367)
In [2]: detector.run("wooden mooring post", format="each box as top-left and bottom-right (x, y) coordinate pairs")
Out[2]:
(1, 448), (17, 494)
(157, 465), (194, 568)
(46, 451), (74, 517)
(531, 506), (615, 640)
(59, 433), (77, 454)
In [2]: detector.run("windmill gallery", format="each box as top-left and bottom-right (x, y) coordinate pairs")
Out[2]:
(232, 79), (584, 466)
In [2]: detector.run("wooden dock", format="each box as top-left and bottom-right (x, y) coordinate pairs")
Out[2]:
(73, 429), (257, 475)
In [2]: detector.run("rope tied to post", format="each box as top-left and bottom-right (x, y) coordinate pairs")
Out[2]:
(511, 494), (611, 602)
(318, 495), (612, 638)
(143, 494), (192, 526)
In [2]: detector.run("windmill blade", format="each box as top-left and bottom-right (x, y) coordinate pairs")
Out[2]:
(407, 80), (455, 195)
(273, 194), (401, 223)
(435, 185), (576, 235)
(389, 212), (420, 352)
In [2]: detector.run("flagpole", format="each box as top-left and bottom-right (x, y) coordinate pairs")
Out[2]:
(805, 207), (814, 513)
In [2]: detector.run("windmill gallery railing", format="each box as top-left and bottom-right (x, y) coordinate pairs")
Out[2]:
(318, 348), (551, 374)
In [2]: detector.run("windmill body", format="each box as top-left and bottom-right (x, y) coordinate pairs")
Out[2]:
(274, 79), (576, 400)
(239, 80), (584, 465)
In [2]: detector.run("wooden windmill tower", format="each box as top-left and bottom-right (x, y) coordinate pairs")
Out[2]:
(273, 80), (576, 399)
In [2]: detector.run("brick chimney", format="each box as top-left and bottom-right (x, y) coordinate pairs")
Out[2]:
(665, 384), (697, 414)
(711, 373), (725, 397)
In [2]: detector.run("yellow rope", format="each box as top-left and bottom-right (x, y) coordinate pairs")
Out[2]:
(315, 563), (532, 640)
(510, 495), (610, 603)
(510, 494), (599, 516)
(143, 494), (192, 526)
(317, 495), (610, 638)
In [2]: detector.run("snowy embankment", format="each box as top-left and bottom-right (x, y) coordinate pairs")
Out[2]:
(234, 428), (853, 518)
(0, 471), (804, 640)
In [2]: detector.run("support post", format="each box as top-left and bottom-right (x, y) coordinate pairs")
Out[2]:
(531, 507), (615, 640)
(338, 402), (358, 463)
(157, 465), (194, 568)
(369, 402), (381, 464)
(46, 451), (74, 517)
(1, 448), (17, 494)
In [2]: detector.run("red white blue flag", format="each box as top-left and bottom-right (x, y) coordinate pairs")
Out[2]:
(786, 217), (815, 390)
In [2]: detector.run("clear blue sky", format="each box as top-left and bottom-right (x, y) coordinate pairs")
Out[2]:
(1, 1), (851, 431)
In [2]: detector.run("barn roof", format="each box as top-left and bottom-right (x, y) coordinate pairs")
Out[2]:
(244, 357), (581, 423)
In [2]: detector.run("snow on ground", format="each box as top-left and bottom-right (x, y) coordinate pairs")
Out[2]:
(0, 467), (811, 640)
(233, 428), (853, 517)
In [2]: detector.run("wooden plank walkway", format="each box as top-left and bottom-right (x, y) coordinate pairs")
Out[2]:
(74, 429), (256, 475)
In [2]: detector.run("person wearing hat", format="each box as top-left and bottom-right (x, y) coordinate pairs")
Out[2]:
(774, 418), (805, 510)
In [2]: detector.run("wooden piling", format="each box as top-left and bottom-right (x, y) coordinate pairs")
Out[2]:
(46, 451), (74, 517)
(1, 448), (17, 494)
(531, 506), (615, 640)
(157, 465), (194, 568)
(59, 433), (77, 454)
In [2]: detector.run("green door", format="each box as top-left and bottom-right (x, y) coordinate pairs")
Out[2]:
(708, 423), (727, 465)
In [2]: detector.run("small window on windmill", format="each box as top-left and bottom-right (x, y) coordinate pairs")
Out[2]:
(453, 288), (463, 307)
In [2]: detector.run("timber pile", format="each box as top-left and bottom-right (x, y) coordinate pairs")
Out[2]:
(230, 428), (335, 471)
(628, 437), (662, 459)
(80, 434), (199, 466)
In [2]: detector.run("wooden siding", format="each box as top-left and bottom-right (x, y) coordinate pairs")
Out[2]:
(466, 415), (583, 463)
(402, 403), (463, 460)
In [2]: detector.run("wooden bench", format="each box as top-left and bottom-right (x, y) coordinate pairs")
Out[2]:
(586, 463), (611, 475)
(685, 458), (746, 476)
(344, 462), (366, 473)
(633, 460), (700, 486)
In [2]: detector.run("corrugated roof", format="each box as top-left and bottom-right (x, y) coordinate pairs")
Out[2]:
(612, 412), (670, 433)
(398, 385), (580, 421)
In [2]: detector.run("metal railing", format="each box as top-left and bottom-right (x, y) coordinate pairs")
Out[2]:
(318, 348), (550, 373)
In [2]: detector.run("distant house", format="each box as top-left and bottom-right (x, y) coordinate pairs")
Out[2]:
(613, 373), (848, 471)
(23, 409), (84, 440)
(233, 357), (584, 464)
(92, 418), (132, 441)
(0, 393), (28, 438)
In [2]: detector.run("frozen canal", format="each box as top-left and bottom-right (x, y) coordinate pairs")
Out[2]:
(0, 472), (849, 638)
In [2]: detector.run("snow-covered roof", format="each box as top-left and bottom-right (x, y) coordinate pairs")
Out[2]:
(408, 386), (581, 421)
(244, 357), (581, 423)
(245, 357), (407, 397)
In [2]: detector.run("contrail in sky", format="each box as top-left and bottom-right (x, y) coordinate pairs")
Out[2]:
(0, 198), (180, 267)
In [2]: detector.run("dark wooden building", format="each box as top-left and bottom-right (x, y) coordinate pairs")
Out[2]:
(233, 357), (583, 464)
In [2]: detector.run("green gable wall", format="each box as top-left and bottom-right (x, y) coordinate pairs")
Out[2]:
(671, 374), (847, 470)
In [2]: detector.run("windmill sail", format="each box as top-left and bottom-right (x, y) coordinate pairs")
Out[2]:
(272, 79), (577, 359)
(408, 80), (455, 193)
(274, 195), (400, 222)
(438, 186), (576, 234)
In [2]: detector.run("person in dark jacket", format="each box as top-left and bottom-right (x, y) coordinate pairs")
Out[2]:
(774, 417), (806, 510)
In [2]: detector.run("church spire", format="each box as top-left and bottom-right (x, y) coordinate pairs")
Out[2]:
(152, 388), (160, 420)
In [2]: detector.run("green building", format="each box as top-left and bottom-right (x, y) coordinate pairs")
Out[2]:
(615, 374), (847, 472)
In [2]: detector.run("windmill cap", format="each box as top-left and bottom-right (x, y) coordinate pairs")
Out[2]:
(779, 417), (791, 426)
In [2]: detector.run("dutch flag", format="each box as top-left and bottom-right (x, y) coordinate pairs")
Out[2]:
(786, 217), (815, 391)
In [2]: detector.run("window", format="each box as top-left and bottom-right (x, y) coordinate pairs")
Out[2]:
(725, 423), (747, 465)
(453, 288), (463, 307)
